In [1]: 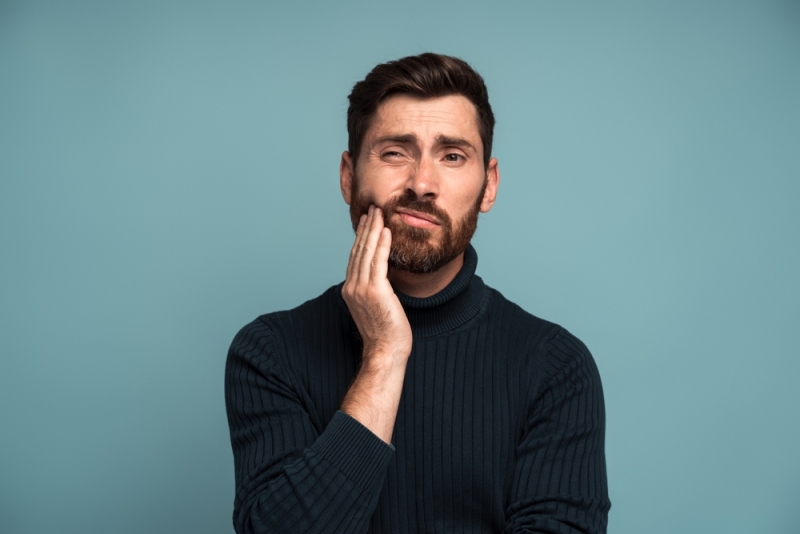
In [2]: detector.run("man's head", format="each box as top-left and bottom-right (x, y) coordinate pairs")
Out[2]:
(346, 53), (495, 171)
(340, 53), (499, 274)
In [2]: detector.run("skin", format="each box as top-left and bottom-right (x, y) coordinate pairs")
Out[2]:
(337, 94), (499, 443)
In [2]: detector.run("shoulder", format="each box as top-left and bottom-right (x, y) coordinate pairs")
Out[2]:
(483, 284), (601, 391)
(247, 283), (346, 336)
(482, 284), (563, 352)
(228, 283), (347, 363)
(540, 327), (601, 392)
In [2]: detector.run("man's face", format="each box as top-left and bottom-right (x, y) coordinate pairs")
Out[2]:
(340, 94), (499, 273)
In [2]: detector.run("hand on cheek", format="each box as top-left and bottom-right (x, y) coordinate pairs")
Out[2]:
(342, 205), (412, 361)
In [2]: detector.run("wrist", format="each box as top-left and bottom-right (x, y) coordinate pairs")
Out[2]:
(361, 345), (410, 371)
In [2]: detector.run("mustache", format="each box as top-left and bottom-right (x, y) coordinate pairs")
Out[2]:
(382, 192), (451, 226)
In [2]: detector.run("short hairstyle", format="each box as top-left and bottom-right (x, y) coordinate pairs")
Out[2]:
(347, 53), (495, 169)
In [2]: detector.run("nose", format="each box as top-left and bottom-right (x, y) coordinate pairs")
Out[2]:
(405, 156), (438, 200)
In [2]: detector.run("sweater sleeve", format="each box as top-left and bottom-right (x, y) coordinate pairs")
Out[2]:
(225, 319), (394, 534)
(503, 328), (611, 534)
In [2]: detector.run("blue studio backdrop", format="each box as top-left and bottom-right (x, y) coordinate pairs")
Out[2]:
(1, 1), (798, 533)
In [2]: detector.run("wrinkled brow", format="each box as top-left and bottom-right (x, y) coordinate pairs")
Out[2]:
(373, 134), (476, 152)
(373, 134), (417, 145)
(435, 135), (476, 152)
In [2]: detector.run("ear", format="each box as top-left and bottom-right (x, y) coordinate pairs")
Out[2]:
(479, 157), (500, 213)
(340, 151), (354, 205)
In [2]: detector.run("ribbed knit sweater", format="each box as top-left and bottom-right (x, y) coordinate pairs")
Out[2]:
(225, 246), (610, 533)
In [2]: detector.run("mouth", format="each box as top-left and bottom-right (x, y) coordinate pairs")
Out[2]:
(394, 208), (441, 229)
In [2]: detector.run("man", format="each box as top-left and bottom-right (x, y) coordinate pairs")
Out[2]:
(225, 53), (610, 533)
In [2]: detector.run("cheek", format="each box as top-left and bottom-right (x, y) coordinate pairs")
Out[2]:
(357, 173), (407, 204)
(351, 178), (392, 212)
(446, 184), (483, 214)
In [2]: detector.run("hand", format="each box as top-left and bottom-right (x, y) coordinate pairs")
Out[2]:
(342, 205), (412, 364)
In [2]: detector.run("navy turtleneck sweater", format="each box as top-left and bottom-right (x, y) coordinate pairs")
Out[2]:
(225, 246), (610, 533)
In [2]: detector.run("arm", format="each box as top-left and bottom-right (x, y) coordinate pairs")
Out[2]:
(339, 205), (412, 443)
(225, 206), (412, 533)
(503, 329), (611, 534)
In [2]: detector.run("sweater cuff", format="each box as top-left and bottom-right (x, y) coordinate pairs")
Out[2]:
(311, 410), (395, 493)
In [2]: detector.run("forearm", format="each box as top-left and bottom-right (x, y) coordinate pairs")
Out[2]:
(340, 350), (409, 444)
(233, 411), (393, 534)
(226, 321), (395, 534)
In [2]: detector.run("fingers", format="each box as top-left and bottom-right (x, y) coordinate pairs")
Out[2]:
(358, 207), (385, 282)
(351, 208), (374, 283)
(346, 205), (386, 287)
(346, 213), (367, 282)
(370, 227), (391, 283)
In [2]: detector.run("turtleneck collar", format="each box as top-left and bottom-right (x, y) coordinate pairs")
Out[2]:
(393, 244), (486, 338)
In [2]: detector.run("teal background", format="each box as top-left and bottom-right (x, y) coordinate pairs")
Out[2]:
(2, 1), (799, 532)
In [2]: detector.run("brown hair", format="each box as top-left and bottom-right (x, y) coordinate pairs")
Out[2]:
(347, 53), (495, 169)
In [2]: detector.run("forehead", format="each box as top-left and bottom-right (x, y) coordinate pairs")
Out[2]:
(367, 94), (481, 144)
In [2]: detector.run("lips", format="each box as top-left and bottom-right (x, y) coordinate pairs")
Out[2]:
(394, 208), (440, 226)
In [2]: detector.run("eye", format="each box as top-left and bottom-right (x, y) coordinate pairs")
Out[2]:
(444, 153), (465, 162)
(381, 150), (405, 160)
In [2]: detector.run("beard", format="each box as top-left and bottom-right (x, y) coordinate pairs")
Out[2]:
(349, 180), (486, 274)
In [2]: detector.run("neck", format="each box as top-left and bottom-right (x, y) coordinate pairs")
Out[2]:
(387, 252), (465, 298)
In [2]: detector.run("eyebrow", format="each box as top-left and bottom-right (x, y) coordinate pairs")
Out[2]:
(373, 133), (477, 152)
(373, 134), (417, 145)
(435, 135), (476, 152)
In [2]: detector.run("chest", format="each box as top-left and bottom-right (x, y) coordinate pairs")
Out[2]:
(379, 332), (538, 529)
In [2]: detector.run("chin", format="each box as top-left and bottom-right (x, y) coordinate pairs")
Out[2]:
(388, 237), (464, 274)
